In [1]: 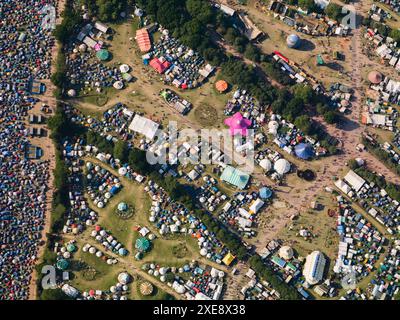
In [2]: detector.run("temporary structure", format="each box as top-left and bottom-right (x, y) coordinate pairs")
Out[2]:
(215, 80), (228, 93)
(118, 202), (128, 211)
(274, 158), (291, 175)
(119, 64), (130, 73)
(135, 237), (151, 252)
(140, 282), (153, 296)
(287, 34), (300, 48)
(368, 71), (383, 84)
(149, 57), (170, 74)
(128, 114), (159, 140)
(294, 143), (314, 160)
(259, 187), (272, 199)
(220, 165), (250, 190)
(118, 272), (132, 285)
(224, 112), (251, 136)
(96, 49), (110, 61)
(259, 158), (272, 171)
(136, 28), (152, 52)
(113, 81), (124, 90)
(279, 246), (294, 260)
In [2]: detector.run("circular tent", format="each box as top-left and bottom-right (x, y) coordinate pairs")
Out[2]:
(140, 282), (153, 296)
(113, 81), (124, 90)
(119, 64), (130, 73)
(118, 202), (128, 211)
(66, 243), (77, 253)
(294, 143), (314, 160)
(368, 71), (383, 84)
(135, 237), (151, 252)
(118, 167), (127, 176)
(259, 158), (272, 171)
(287, 34), (300, 48)
(274, 158), (291, 175)
(67, 89), (77, 97)
(215, 80), (228, 93)
(279, 246), (294, 260)
(118, 272), (132, 285)
(96, 49), (110, 61)
(259, 187), (273, 199)
(56, 259), (69, 271)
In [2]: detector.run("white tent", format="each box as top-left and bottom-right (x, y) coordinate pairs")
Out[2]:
(279, 246), (294, 260)
(120, 64), (130, 73)
(128, 114), (159, 140)
(113, 81), (124, 90)
(259, 158), (272, 171)
(343, 170), (366, 192)
(249, 198), (265, 214)
(274, 159), (291, 175)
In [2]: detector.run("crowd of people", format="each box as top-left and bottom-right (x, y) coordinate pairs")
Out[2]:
(0, 0), (55, 299)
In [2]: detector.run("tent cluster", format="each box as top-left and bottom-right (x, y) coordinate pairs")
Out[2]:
(147, 180), (230, 263)
(142, 30), (214, 89)
(0, 0), (56, 300)
(144, 261), (225, 300)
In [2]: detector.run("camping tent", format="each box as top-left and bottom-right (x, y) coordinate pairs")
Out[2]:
(149, 57), (170, 74)
(294, 143), (314, 160)
(135, 237), (151, 252)
(96, 49), (110, 61)
(368, 71), (383, 84)
(215, 80), (228, 93)
(274, 158), (291, 175)
(259, 158), (272, 171)
(259, 187), (272, 199)
(287, 34), (300, 48)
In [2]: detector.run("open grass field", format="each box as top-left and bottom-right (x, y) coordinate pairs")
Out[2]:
(276, 191), (339, 262)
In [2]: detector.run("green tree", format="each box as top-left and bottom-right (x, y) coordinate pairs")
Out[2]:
(298, 0), (316, 12)
(324, 110), (339, 124)
(293, 84), (314, 105)
(113, 140), (129, 163)
(325, 3), (343, 21)
(294, 115), (312, 134)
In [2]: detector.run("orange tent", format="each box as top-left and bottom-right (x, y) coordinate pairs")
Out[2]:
(136, 28), (151, 52)
(215, 80), (228, 93)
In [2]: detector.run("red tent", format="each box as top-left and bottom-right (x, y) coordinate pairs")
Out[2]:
(149, 58), (170, 74)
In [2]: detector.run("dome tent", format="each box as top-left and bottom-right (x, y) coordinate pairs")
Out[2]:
(259, 187), (273, 199)
(287, 34), (300, 48)
(118, 272), (132, 285)
(118, 202), (128, 211)
(259, 158), (272, 171)
(368, 71), (383, 84)
(279, 246), (294, 260)
(66, 243), (77, 252)
(67, 89), (77, 97)
(140, 282), (153, 296)
(56, 259), (69, 271)
(135, 237), (151, 252)
(294, 143), (314, 160)
(274, 158), (291, 175)
(215, 80), (228, 93)
(113, 81), (124, 90)
(119, 64), (130, 73)
(96, 49), (110, 61)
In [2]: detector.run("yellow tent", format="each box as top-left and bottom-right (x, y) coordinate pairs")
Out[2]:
(222, 252), (235, 266)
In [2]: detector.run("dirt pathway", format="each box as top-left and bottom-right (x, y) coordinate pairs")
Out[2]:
(28, 0), (66, 300)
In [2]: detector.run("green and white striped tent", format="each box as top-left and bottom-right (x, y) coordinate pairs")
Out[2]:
(220, 165), (250, 190)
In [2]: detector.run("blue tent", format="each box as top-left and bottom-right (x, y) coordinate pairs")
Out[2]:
(294, 143), (314, 160)
(259, 187), (273, 199)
